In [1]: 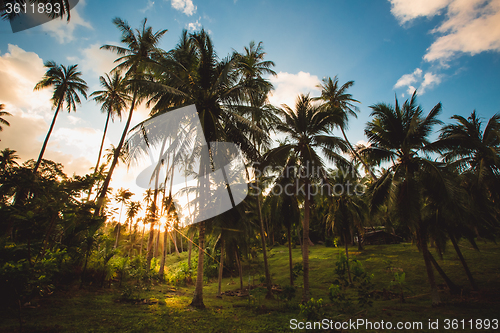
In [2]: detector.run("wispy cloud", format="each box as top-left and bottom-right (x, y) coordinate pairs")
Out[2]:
(389, 0), (500, 63)
(187, 18), (201, 31)
(268, 71), (321, 108)
(41, 0), (93, 44)
(394, 68), (442, 95)
(389, 0), (500, 94)
(170, 0), (197, 16)
(140, 0), (155, 13)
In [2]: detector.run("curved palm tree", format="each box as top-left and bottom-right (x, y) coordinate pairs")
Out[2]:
(0, 148), (19, 172)
(315, 76), (376, 180)
(33, 61), (88, 174)
(134, 29), (263, 308)
(90, 72), (130, 179)
(94, 17), (167, 216)
(361, 92), (444, 305)
(0, 104), (12, 133)
(267, 94), (349, 301)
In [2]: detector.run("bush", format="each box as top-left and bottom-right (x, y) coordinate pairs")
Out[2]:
(299, 298), (325, 321)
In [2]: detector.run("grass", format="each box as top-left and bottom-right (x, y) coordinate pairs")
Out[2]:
(1, 240), (500, 332)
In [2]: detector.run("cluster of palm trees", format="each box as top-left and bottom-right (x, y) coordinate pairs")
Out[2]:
(4, 17), (499, 309)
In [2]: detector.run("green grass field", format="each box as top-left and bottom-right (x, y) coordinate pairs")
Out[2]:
(1, 240), (500, 332)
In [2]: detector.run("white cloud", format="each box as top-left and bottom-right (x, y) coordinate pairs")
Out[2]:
(41, 0), (93, 43)
(141, 0), (155, 13)
(389, 0), (500, 63)
(170, 0), (197, 16)
(187, 19), (201, 31)
(394, 68), (441, 95)
(78, 42), (119, 77)
(394, 68), (422, 88)
(268, 71), (321, 108)
(389, 0), (452, 23)
(0, 44), (51, 111)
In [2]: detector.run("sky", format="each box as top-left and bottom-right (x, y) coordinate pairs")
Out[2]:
(1, 0), (500, 217)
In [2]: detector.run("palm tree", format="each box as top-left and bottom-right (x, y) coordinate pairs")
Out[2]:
(94, 17), (167, 216)
(114, 188), (133, 248)
(315, 76), (376, 180)
(361, 92), (444, 305)
(134, 29), (263, 308)
(326, 170), (367, 284)
(0, 104), (12, 133)
(234, 41), (277, 299)
(267, 94), (349, 301)
(0, 148), (19, 172)
(88, 72), (130, 200)
(33, 61), (88, 174)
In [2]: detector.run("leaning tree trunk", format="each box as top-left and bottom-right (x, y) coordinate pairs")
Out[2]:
(217, 238), (225, 297)
(417, 229), (441, 305)
(302, 179), (311, 302)
(428, 251), (460, 294)
(190, 221), (205, 308)
(33, 98), (63, 174)
(94, 92), (137, 216)
(449, 232), (478, 291)
(88, 109), (111, 201)
(287, 225), (294, 286)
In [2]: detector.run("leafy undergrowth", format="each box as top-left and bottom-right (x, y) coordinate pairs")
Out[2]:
(1, 240), (500, 332)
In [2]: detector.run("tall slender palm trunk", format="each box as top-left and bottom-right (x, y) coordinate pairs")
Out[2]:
(417, 229), (441, 305)
(190, 221), (205, 308)
(256, 185), (273, 299)
(88, 110), (111, 201)
(449, 232), (478, 291)
(33, 98), (64, 174)
(159, 228), (168, 277)
(302, 180), (311, 302)
(94, 92), (137, 216)
(287, 226), (294, 286)
(217, 238), (225, 297)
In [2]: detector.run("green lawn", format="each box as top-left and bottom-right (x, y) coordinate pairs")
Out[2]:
(1, 240), (500, 332)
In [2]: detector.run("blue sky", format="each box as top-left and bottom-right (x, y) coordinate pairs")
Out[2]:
(1, 0), (500, 201)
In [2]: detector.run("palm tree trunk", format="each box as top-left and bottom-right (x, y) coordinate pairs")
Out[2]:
(428, 251), (460, 294)
(159, 229), (168, 277)
(188, 231), (193, 270)
(340, 127), (377, 180)
(172, 230), (179, 255)
(217, 238), (225, 297)
(235, 248), (243, 291)
(302, 179), (311, 302)
(33, 98), (64, 174)
(448, 232), (478, 291)
(94, 92), (137, 216)
(88, 110), (111, 201)
(287, 225), (293, 286)
(140, 224), (145, 256)
(417, 230), (441, 305)
(190, 221), (205, 308)
(256, 183), (273, 299)
(344, 233), (352, 284)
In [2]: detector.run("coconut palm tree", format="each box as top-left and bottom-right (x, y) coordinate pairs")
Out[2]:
(361, 91), (444, 305)
(315, 76), (376, 180)
(114, 188), (133, 248)
(94, 17), (167, 216)
(0, 148), (19, 173)
(134, 29), (263, 308)
(266, 94), (349, 301)
(33, 61), (88, 174)
(0, 104), (12, 133)
(88, 72), (130, 200)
